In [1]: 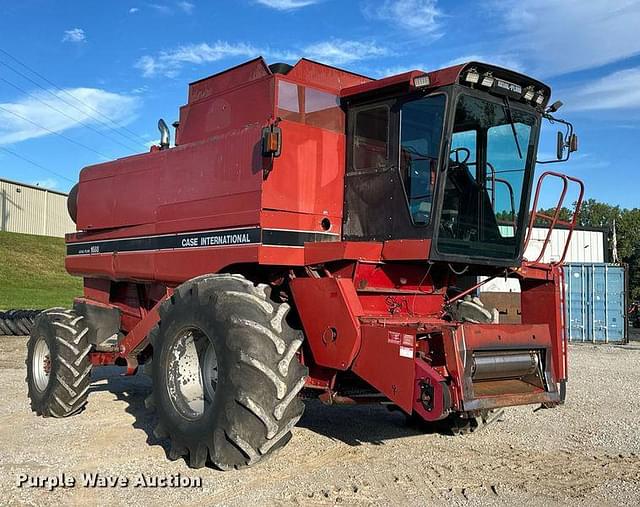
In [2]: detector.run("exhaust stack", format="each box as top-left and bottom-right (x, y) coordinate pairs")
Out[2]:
(158, 119), (170, 150)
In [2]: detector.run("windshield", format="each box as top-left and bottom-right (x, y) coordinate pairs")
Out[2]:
(437, 93), (537, 260)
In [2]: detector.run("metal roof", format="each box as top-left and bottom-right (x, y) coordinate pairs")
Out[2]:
(0, 177), (68, 197)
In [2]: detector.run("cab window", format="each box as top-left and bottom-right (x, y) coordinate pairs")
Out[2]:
(399, 94), (446, 225)
(353, 106), (389, 171)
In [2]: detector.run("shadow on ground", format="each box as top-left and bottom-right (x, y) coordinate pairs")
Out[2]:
(87, 366), (444, 451)
(89, 366), (171, 456)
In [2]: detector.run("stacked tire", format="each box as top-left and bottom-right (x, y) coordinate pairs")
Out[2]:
(0, 309), (41, 336)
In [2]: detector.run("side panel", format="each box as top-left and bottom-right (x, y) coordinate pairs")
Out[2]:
(263, 120), (346, 220)
(77, 126), (265, 232)
(520, 267), (567, 381)
(66, 244), (260, 283)
(289, 277), (363, 370)
(351, 325), (418, 412)
(76, 75), (274, 233)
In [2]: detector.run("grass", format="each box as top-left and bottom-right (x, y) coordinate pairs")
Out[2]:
(0, 231), (82, 310)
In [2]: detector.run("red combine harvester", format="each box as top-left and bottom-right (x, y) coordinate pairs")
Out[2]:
(26, 57), (582, 469)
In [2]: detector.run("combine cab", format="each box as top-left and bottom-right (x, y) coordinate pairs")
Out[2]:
(26, 57), (582, 469)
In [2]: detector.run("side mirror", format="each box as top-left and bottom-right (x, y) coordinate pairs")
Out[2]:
(556, 131), (564, 160)
(569, 133), (578, 153)
(537, 112), (577, 165)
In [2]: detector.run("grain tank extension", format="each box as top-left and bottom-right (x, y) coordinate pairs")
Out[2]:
(26, 57), (582, 469)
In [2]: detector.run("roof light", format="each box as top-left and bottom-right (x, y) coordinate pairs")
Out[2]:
(523, 86), (535, 101)
(480, 73), (495, 88)
(535, 92), (545, 105)
(413, 74), (431, 88)
(464, 68), (480, 84)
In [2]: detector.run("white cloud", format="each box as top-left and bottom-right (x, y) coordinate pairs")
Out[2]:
(129, 7), (140, 13)
(442, 54), (523, 73)
(255, 0), (320, 10)
(303, 40), (389, 65)
(564, 68), (640, 111)
(62, 28), (86, 43)
(148, 3), (172, 14)
(136, 41), (260, 77)
(365, 0), (442, 37)
(135, 56), (160, 78)
(177, 1), (194, 14)
(372, 54), (521, 79)
(0, 88), (140, 145)
(136, 39), (386, 77)
(374, 64), (426, 77)
(499, 0), (640, 76)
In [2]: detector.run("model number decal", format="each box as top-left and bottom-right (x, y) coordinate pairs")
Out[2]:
(180, 233), (253, 248)
(66, 227), (338, 256)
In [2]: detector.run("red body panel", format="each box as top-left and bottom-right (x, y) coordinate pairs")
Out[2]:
(264, 120), (345, 220)
(289, 277), (363, 370)
(352, 324), (418, 412)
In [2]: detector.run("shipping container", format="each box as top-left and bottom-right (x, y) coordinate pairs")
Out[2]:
(0, 178), (74, 238)
(564, 263), (627, 344)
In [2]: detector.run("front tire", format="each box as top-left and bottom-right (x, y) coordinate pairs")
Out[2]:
(26, 308), (92, 417)
(147, 274), (307, 469)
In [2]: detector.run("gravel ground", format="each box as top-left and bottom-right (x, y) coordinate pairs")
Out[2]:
(1, 336), (639, 506)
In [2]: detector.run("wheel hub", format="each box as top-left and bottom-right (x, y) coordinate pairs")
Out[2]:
(32, 337), (51, 392)
(166, 327), (218, 420)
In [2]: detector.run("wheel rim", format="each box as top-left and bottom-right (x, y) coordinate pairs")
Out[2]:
(32, 336), (51, 392)
(166, 327), (218, 420)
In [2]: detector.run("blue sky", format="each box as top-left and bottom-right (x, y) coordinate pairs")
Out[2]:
(0, 0), (638, 208)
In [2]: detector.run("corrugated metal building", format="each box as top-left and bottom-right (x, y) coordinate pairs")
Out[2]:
(523, 227), (607, 265)
(480, 227), (607, 293)
(0, 178), (74, 238)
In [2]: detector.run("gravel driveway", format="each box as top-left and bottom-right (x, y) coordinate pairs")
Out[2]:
(1, 336), (639, 506)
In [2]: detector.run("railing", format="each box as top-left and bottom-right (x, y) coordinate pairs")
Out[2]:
(523, 171), (585, 265)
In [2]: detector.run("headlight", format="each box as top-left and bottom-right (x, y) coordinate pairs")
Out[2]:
(413, 74), (431, 88)
(464, 68), (480, 84)
(480, 73), (495, 87)
(523, 86), (535, 101)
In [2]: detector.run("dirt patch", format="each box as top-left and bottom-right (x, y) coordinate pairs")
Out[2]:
(1, 336), (639, 505)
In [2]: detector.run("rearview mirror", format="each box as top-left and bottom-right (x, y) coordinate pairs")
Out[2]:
(556, 131), (564, 160)
(537, 112), (577, 165)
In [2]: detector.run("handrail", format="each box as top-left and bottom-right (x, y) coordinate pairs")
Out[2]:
(524, 171), (585, 265)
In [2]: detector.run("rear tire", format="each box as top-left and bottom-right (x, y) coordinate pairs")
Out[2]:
(146, 274), (307, 469)
(26, 308), (92, 417)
